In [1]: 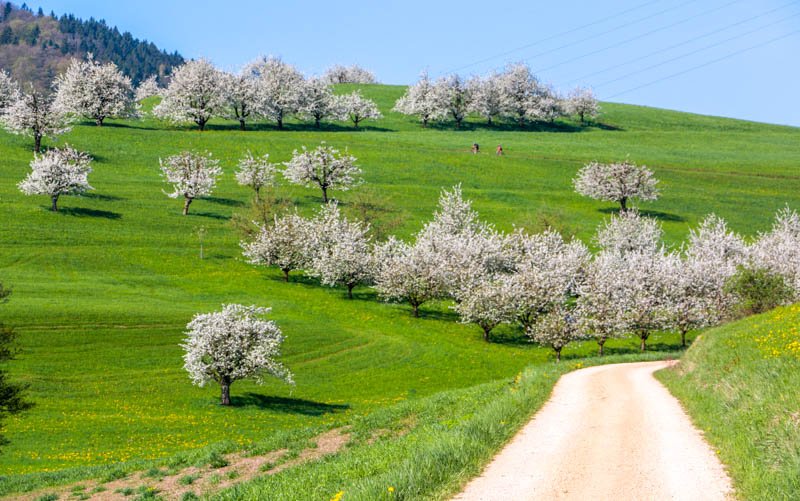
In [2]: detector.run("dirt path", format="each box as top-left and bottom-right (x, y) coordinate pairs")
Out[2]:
(454, 361), (734, 501)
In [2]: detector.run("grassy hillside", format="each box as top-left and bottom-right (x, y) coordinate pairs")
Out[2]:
(659, 305), (800, 500)
(0, 83), (798, 484)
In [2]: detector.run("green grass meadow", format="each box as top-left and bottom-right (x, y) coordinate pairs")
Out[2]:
(0, 84), (799, 493)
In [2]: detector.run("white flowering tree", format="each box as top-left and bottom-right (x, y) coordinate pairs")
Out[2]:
(18, 145), (93, 211)
(0, 70), (19, 113)
(242, 212), (311, 282)
(567, 87), (599, 124)
(622, 250), (677, 351)
(533, 89), (566, 123)
(283, 143), (361, 203)
(135, 75), (161, 101)
(235, 151), (277, 199)
(222, 72), (260, 130)
(453, 276), (517, 341)
(160, 151), (223, 215)
(182, 304), (294, 406)
(573, 159), (659, 212)
(577, 251), (629, 355)
(393, 71), (445, 127)
(498, 63), (546, 126)
(373, 236), (448, 317)
(334, 90), (382, 128)
(153, 59), (225, 131)
(246, 56), (304, 129)
(467, 73), (503, 126)
(750, 207), (800, 298)
(2, 85), (72, 152)
(53, 56), (135, 126)
(434, 74), (471, 128)
(298, 77), (338, 128)
(306, 203), (373, 298)
(324, 64), (377, 84)
(594, 209), (662, 256)
(528, 304), (583, 361)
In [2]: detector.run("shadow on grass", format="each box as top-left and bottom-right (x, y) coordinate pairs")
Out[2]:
(57, 207), (122, 219)
(598, 207), (685, 222)
(191, 212), (230, 220)
(83, 192), (126, 202)
(487, 330), (533, 346)
(204, 122), (395, 133)
(231, 394), (350, 415)
(205, 196), (245, 208)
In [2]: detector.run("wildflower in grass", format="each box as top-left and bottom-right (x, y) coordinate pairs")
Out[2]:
(330, 491), (345, 501)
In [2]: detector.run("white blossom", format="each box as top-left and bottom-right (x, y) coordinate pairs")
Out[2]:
(182, 304), (294, 406)
(527, 304), (584, 361)
(566, 86), (599, 124)
(159, 151), (223, 215)
(594, 209), (662, 256)
(334, 90), (382, 128)
(573, 159), (660, 211)
(283, 142), (362, 203)
(153, 59), (225, 131)
(467, 73), (503, 126)
(18, 144), (92, 211)
(2, 85), (72, 152)
(242, 211), (312, 282)
(498, 63), (547, 126)
(453, 275), (518, 341)
(750, 207), (800, 298)
(222, 72), (260, 130)
(433, 74), (471, 128)
(53, 55), (135, 126)
(305, 202), (373, 297)
(135, 75), (161, 101)
(246, 56), (304, 129)
(393, 71), (445, 127)
(297, 77), (338, 128)
(235, 151), (278, 198)
(324, 64), (377, 84)
(0, 69), (19, 112)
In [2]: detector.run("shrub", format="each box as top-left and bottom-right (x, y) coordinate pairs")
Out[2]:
(724, 265), (793, 317)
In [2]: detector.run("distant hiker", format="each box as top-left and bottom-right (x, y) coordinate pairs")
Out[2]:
(496, 144), (504, 156)
(472, 143), (480, 154)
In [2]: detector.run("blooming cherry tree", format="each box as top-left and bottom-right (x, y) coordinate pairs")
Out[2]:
(153, 59), (225, 131)
(393, 71), (445, 127)
(135, 75), (161, 101)
(335, 90), (382, 128)
(305, 203), (373, 298)
(498, 63), (546, 126)
(235, 151), (277, 199)
(594, 209), (662, 256)
(283, 143), (361, 203)
(246, 56), (304, 129)
(182, 304), (294, 406)
(222, 72), (260, 130)
(573, 159), (660, 212)
(18, 145), (93, 211)
(749, 207), (800, 298)
(53, 56), (135, 126)
(567, 86), (599, 124)
(2, 85), (72, 152)
(453, 276), (517, 341)
(298, 77), (338, 128)
(434, 74), (471, 128)
(468, 73), (503, 126)
(160, 151), (222, 215)
(242, 212), (311, 282)
(324, 64), (377, 84)
(528, 304), (583, 361)
(0, 69), (18, 112)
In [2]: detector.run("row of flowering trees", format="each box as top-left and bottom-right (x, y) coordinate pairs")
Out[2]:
(241, 185), (800, 360)
(394, 63), (599, 128)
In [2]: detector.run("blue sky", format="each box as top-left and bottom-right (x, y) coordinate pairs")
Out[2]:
(32, 0), (800, 126)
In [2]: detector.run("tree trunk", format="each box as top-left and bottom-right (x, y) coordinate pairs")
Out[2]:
(347, 283), (355, 299)
(482, 326), (491, 343)
(50, 195), (59, 212)
(455, 118), (461, 129)
(315, 118), (321, 128)
(282, 268), (290, 282)
(277, 116), (283, 129)
(239, 119), (246, 131)
(620, 197), (628, 213)
(681, 329), (688, 348)
(411, 302), (419, 318)
(554, 347), (562, 362)
(183, 197), (193, 216)
(487, 116), (493, 126)
(34, 133), (42, 153)
(597, 337), (606, 356)
(640, 332), (648, 352)
(321, 186), (329, 203)
(422, 118), (428, 128)
(220, 378), (231, 406)
(96, 117), (104, 126)
(198, 118), (206, 131)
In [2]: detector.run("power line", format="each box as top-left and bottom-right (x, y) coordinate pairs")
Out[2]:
(604, 29), (800, 99)
(532, 0), (745, 75)
(594, 11), (800, 89)
(439, 0), (662, 76)
(565, 0), (799, 86)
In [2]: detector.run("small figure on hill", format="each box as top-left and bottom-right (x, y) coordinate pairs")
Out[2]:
(496, 144), (504, 156)
(471, 143), (480, 154)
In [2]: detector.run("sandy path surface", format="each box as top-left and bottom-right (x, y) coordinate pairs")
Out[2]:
(454, 361), (733, 501)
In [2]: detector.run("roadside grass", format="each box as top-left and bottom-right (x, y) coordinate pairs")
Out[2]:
(0, 82), (798, 481)
(658, 304), (800, 500)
